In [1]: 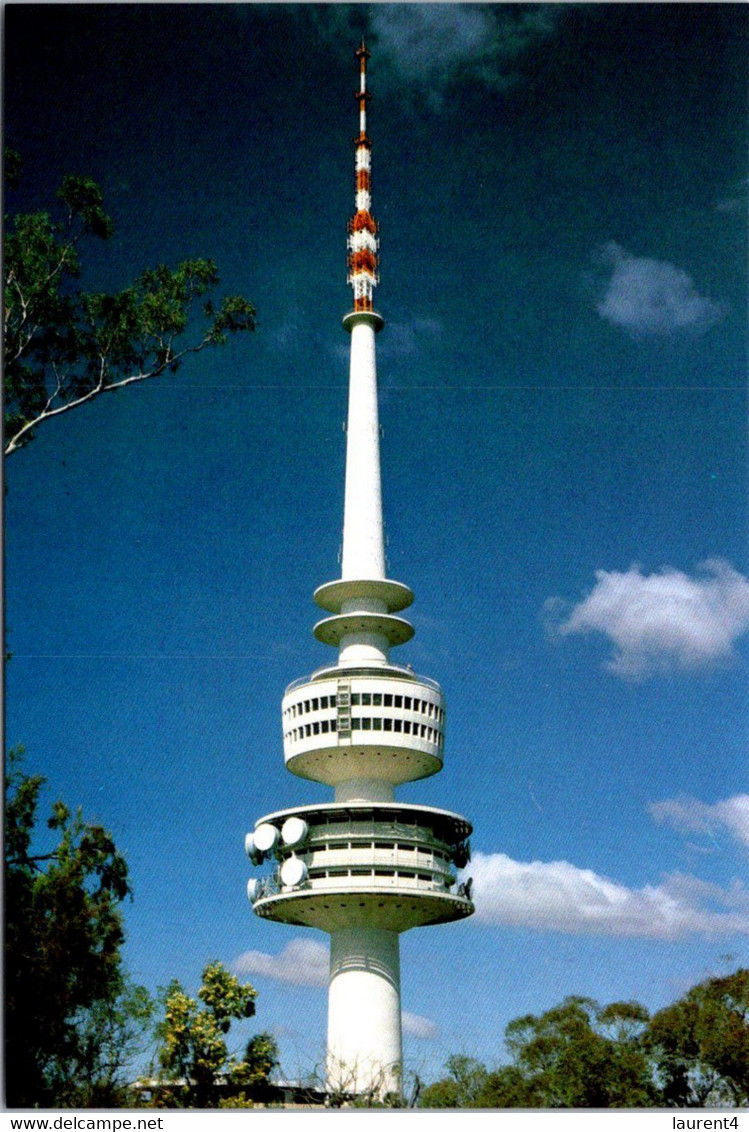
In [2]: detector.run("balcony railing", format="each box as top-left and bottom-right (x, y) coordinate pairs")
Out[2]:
(285, 664), (442, 697)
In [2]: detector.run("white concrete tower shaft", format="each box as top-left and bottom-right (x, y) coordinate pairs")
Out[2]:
(330, 48), (403, 1093)
(327, 928), (402, 1097)
(341, 319), (385, 582)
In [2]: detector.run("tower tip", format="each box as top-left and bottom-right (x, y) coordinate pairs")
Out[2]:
(348, 37), (378, 315)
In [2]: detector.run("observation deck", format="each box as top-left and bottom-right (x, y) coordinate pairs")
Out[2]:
(247, 802), (474, 932)
(282, 668), (445, 784)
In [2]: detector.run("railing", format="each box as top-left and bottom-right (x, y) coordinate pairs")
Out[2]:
(256, 869), (459, 899)
(254, 871), (282, 900)
(307, 821), (449, 851)
(285, 664), (442, 697)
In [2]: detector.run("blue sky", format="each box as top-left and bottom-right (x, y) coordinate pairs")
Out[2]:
(5, 4), (748, 1083)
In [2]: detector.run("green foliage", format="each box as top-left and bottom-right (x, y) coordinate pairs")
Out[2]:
(62, 979), (155, 1108)
(419, 1055), (489, 1109)
(502, 996), (656, 1107)
(220, 1033), (281, 1107)
(645, 969), (749, 1106)
(418, 1077), (463, 1109)
(4, 153), (255, 455)
(421, 975), (749, 1110)
(421, 997), (656, 1109)
(153, 962), (265, 1107)
(236, 1031), (281, 1087)
(4, 746), (151, 1107)
(473, 1064), (544, 1107)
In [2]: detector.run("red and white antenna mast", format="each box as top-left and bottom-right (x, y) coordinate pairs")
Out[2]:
(346, 41), (382, 314)
(347, 41), (380, 315)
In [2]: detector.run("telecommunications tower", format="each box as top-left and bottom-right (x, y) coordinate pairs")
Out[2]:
(245, 43), (474, 1099)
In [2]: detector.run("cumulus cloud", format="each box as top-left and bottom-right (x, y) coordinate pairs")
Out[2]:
(650, 793), (749, 850)
(547, 559), (749, 680)
(402, 1012), (440, 1040)
(595, 242), (725, 337)
(369, 5), (564, 100)
(469, 851), (749, 939)
(234, 938), (328, 988)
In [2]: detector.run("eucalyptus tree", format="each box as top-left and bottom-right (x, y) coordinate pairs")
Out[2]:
(645, 969), (749, 1106)
(5, 747), (151, 1107)
(4, 150), (255, 456)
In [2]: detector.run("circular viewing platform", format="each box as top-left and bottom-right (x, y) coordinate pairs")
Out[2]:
(282, 670), (445, 785)
(313, 611), (414, 648)
(247, 802), (474, 933)
(343, 309), (384, 333)
(314, 578), (414, 615)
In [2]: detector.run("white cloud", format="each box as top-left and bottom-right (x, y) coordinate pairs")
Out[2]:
(469, 851), (749, 939)
(269, 312), (303, 353)
(595, 242), (725, 337)
(715, 196), (745, 215)
(547, 559), (749, 680)
(650, 793), (749, 850)
(379, 318), (441, 361)
(233, 938), (328, 988)
(332, 318), (441, 367)
(714, 180), (748, 214)
(402, 1012), (439, 1040)
(369, 5), (564, 101)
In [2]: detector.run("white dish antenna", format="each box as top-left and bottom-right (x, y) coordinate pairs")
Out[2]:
(281, 816), (309, 846)
(280, 856), (309, 888)
(254, 823), (279, 853)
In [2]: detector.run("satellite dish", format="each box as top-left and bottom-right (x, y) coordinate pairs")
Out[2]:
(453, 840), (471, 868)
(464, 877), (473, 901)
(280, 856), (308, 888)
(281, 816), (309, 847)
(245, 832), (264, 866)
(246, 878), (260, 903)
(253, 823), (279, 853)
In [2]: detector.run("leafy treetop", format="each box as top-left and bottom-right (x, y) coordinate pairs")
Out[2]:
(4, 150), (256, 455)
(419, 977), (749, 1110)
(5, 746), (149, 1107)
(153, 961), (268, 1108)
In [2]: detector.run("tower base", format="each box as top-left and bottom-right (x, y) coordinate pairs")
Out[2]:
(327, 927), (402, 1099)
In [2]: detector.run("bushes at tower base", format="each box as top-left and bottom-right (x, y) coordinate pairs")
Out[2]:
(419, 970), (749, 1109)
(148, 962), (279, 1108)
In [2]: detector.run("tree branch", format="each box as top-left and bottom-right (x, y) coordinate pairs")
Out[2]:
(5, 332), (216, 455)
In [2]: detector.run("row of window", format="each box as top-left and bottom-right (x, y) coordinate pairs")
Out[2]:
(350, 693), (443, 720)
(306, 841), (449, 865)
(315, 816), (454, 844)
(308, 868), (448, 886)
(311, 823), (448, 849)
(286, 717), (444, 747)
(285, 692), (444, 723)
(310, 834), (446, 855)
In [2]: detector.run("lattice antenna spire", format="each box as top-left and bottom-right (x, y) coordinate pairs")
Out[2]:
(347, 40), (379, 313)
